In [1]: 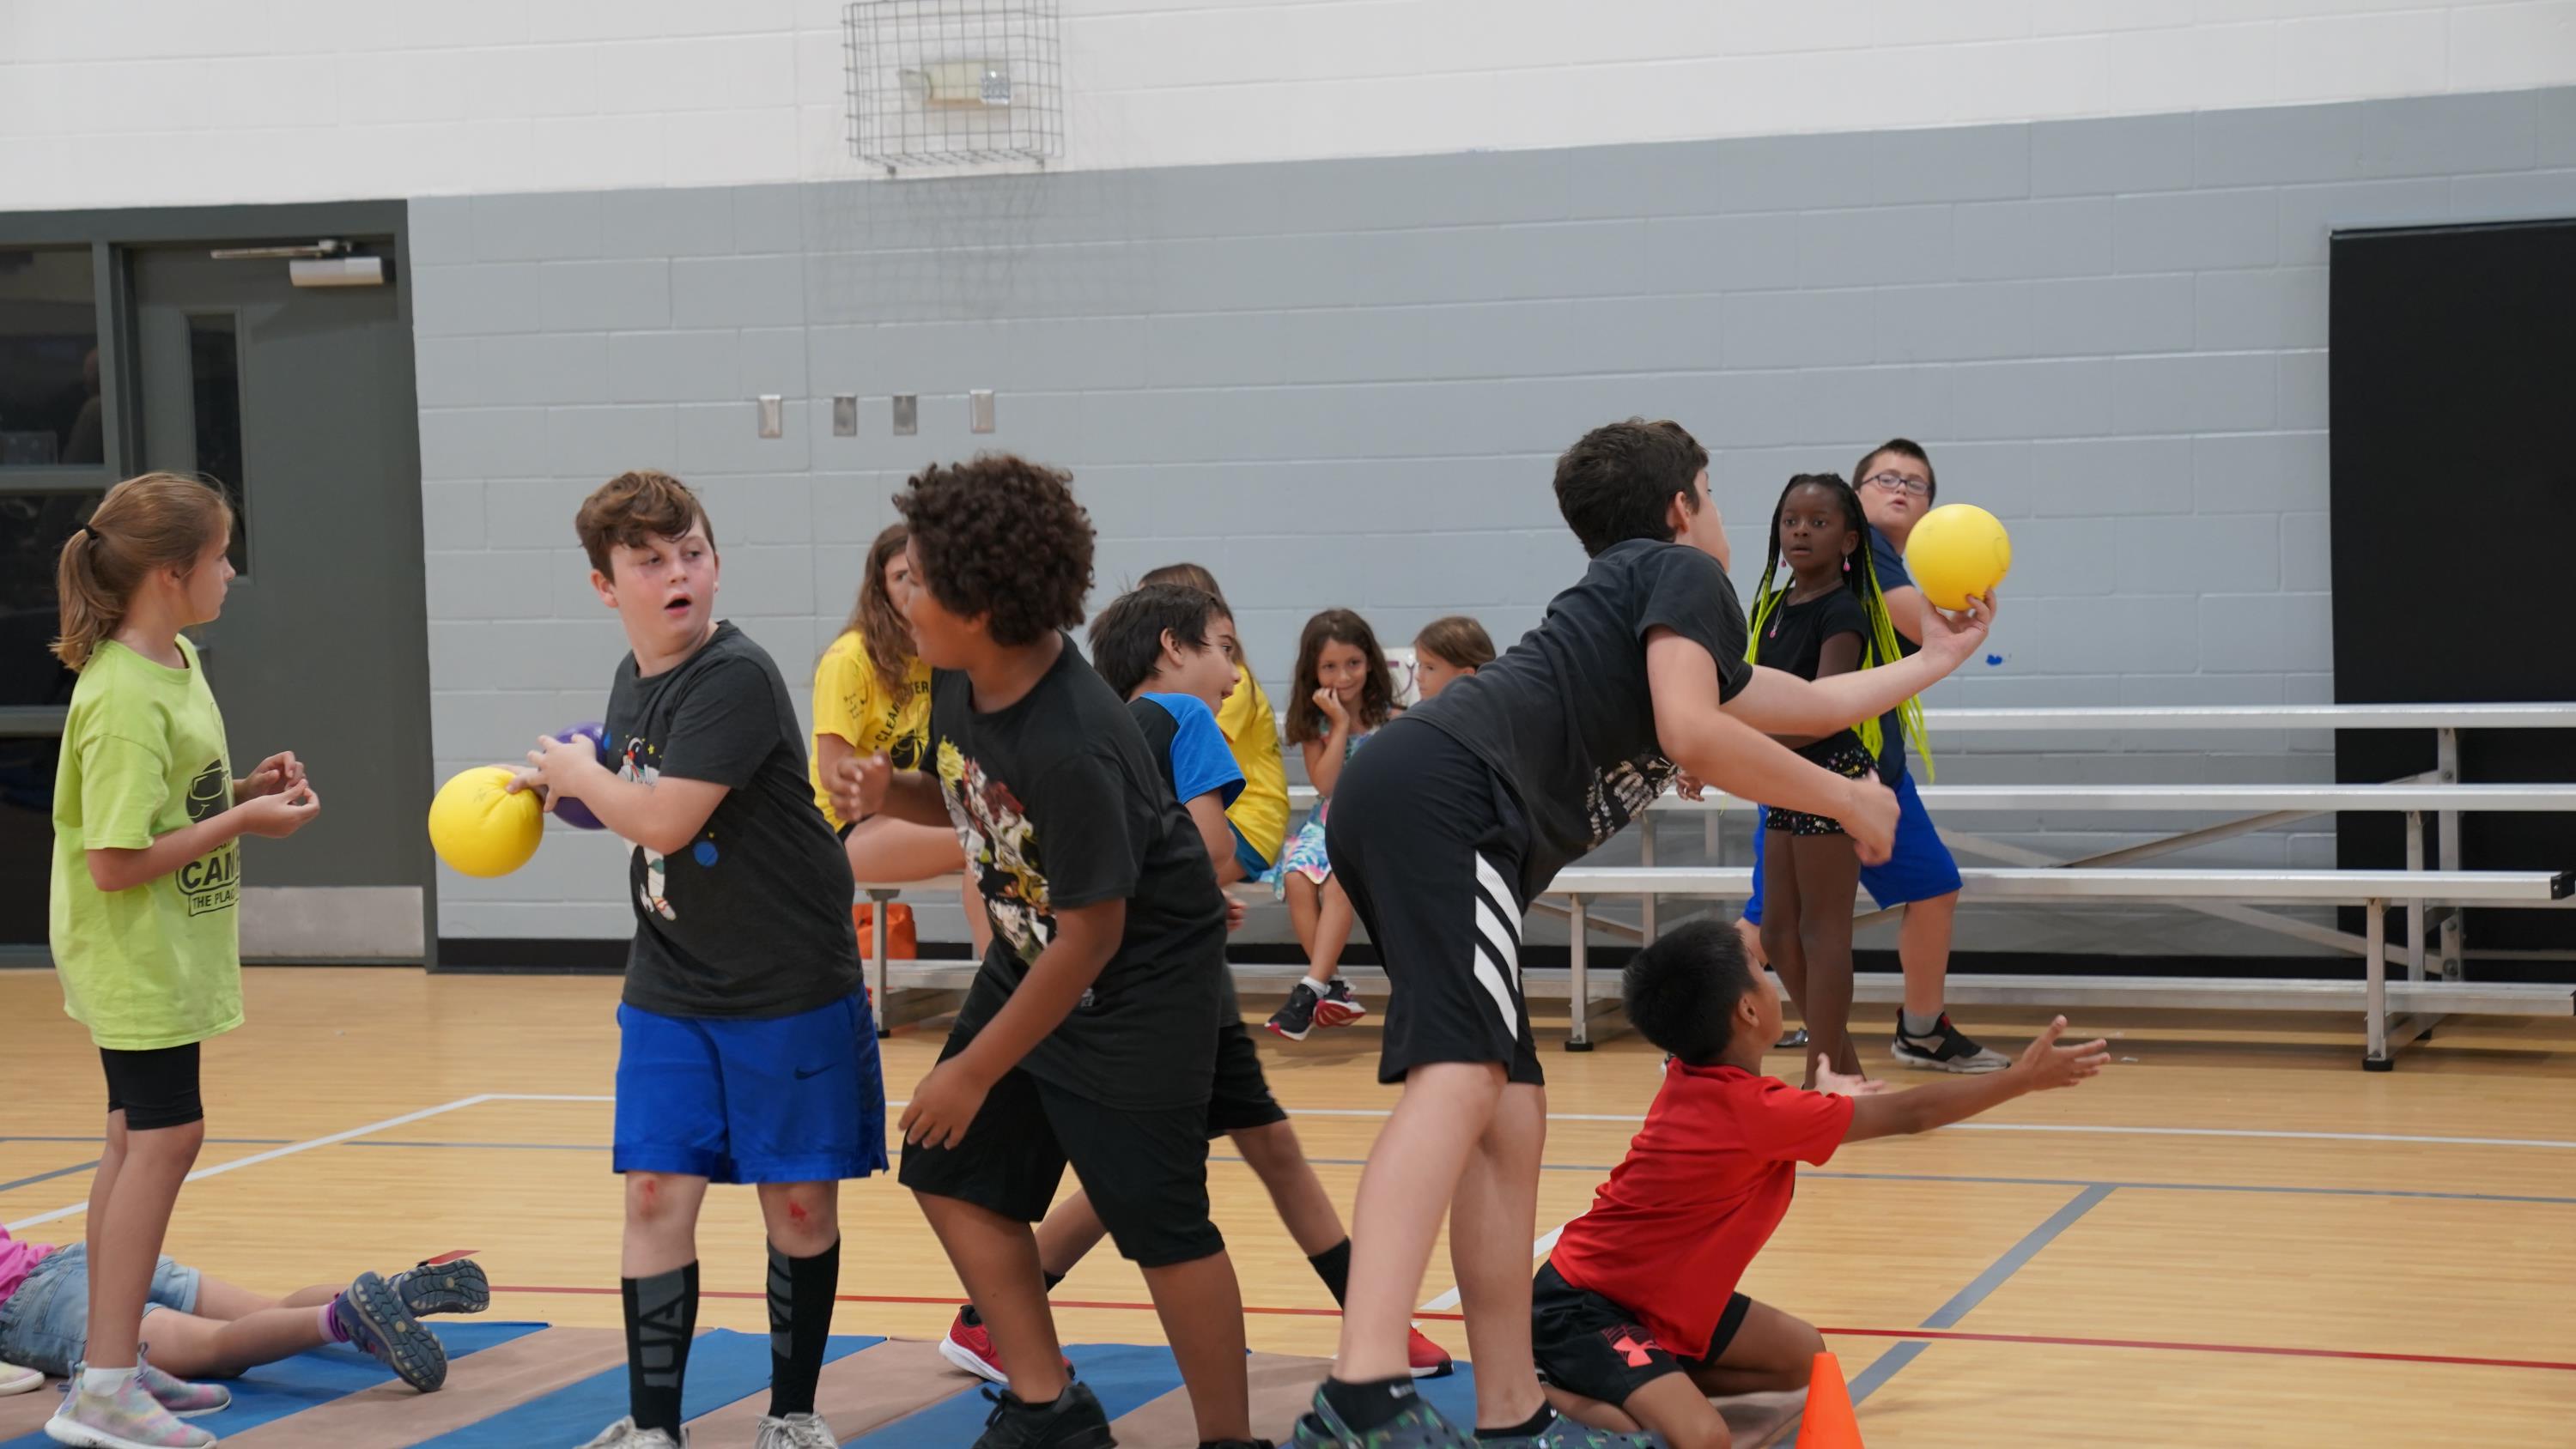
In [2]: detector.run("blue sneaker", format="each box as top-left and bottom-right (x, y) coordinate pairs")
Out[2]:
(333, 1270), (448, 1391)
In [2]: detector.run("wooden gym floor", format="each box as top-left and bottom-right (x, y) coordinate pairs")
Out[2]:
(4, 967), (2573, 1445)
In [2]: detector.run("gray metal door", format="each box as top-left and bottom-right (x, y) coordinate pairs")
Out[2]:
(127, 246), (431, 961)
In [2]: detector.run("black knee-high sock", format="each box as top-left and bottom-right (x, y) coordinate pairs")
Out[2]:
(624, 1262), (699, 1435)
(768, 1237), (841, 1417)
(1307, 1238), (1352, 1307)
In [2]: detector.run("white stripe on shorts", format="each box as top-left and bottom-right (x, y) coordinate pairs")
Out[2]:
(1471, 852), (1522, 1040)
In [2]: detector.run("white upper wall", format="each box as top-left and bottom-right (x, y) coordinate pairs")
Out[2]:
(4, 0), (2572, 210)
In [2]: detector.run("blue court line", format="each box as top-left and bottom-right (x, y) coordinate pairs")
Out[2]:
(326, 1141), (2576, 1207)
(1250, 1155), (2576, 1207)
(0, 1137), (291, 1144)
(0, 1161), (95, 1194)
(846, 1342), (1181, 1446)
(1843, 1184), (2117, 1412)
(413, 1327), (876, 1448)
(0, 1321), (544, 1449)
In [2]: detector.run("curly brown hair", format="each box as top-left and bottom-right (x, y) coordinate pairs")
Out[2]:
(1285, 607), (1394, 746)
(575, 469), (715, 576)
(894, 454), (1093, 648)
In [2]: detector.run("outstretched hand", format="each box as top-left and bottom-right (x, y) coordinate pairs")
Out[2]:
(1917, 590), (1998, 672)
(1814, 1058), (1891, 1097)
(2016, 1016), (2111, 1092)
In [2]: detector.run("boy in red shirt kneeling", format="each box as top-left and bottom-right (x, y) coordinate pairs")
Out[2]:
(1534, 919), (2108, 1448)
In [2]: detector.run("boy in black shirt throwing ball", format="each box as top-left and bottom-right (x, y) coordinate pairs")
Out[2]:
(1296, 421), (1996, 1449)
(832, 457), (1259, 1449)
(518, 470), (889, 1449)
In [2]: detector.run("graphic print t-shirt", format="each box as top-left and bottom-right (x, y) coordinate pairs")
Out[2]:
(808, 629), (933, 828)
(1752, 586), (1869, 766)
(46, 636), (243, 1051)
(604, 622), (860, 1019)
(1546, 1063), (1853, 1361)
(932, 639), (1226, 1110)
(1409, 538), (1753, 894)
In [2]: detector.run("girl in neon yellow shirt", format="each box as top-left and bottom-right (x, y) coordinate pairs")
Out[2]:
(46, 473), (322, 1448)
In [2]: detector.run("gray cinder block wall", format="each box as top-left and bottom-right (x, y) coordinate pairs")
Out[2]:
(410, 85), (2576, 955)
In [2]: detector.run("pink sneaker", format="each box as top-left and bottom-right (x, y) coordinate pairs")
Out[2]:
(136, 1346), (228, 1419)
(42, 1370), (214, 1448)
(0, 1361), (41, 1397)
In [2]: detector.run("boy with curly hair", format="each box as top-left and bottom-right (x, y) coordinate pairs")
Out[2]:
(832, 456), (1259, 1449)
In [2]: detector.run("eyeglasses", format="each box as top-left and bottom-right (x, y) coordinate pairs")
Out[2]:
(1861, 471), (1931, 497)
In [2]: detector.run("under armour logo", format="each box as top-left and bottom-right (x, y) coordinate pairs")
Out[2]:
(1606, 1328), (1656, 1368)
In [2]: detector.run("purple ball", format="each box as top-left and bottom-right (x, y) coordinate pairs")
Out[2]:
(552, 721), (610, 830)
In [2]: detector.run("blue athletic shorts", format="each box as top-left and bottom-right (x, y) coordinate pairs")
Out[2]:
(1741, 770), (1961, 927)
(1229, 822), (1275, 881)
(613, 991), (889, 1185)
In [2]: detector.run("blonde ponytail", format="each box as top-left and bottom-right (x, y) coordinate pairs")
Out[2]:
(50, 473), (234, 672)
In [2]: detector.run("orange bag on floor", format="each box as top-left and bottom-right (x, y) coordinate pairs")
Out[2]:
(852, 901), (917, 961)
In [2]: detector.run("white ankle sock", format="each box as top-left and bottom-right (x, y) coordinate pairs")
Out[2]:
(1303, 975), (1336, 996)
(80, 1366), (137, 1395)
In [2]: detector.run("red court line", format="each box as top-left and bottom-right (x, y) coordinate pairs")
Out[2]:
(491, 1284), (2575, 1372)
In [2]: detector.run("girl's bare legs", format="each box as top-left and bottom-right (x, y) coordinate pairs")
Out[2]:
(1286, 872), (1323, 961)
(1310, 878), (1357, 982)
(1786, 834), (1863, 1086)
(85, 1113), (203, 1372)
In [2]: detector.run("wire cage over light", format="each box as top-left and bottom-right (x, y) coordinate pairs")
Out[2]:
(844, 0), (1064, 173)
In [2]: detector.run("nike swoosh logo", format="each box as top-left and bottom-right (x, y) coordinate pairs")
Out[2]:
(794, 1066), (830, 1080)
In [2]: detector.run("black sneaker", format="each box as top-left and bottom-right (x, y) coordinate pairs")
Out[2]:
(1775, 1028), (1809, 1051)
(1891, 1012), (2009, 1074)
(1267, 982), (1321, 1041)
(973, 1383), (1115, 1449)
(388, 1257), (489, 1317)
(1313, 977), (1368, 1028)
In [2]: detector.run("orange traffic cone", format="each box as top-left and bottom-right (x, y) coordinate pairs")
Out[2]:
(1800, 1350), (1864, 1448)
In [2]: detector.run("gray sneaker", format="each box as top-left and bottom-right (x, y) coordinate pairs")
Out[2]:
(1891, 1012), (2010, 1074)
(577, 1417), (688, 1448)
(754, 1413), (838, 1449)
(331, 1270), (448, 1392)
(1478, 1411), (1663, 1447)
(387, 1257), (489, 1317)
(1289, 1389), (1474, 1448)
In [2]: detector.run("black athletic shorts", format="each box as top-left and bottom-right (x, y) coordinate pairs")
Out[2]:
(1530, 1261), (1751, 1409)
(899, 1042), (1224, 1270)
(1206, 1016), (1289, 1136)
(100, 1043), (204, 1131)
(1325, 718), (1541, 1087)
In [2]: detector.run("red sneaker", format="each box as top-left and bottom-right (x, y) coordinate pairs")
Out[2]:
(1406, 1324), (1455, 1379)
(936, 1307), (1078, 1386)
(938, 1308), (1008, 1385)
